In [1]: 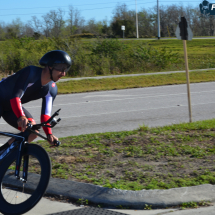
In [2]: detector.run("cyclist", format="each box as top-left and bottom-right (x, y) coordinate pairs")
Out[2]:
(0, 50), (72, 156)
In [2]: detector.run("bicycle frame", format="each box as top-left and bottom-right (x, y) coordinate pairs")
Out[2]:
(0, 131), (27, 181)
(0, 108), (62, 183)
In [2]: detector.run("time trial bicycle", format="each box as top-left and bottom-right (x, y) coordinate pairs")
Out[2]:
(0, 109), (62, 215)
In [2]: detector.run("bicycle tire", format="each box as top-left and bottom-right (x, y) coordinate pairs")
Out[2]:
(0, 144), (51, 215)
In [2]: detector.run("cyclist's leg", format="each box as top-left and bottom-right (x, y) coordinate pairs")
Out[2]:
(0, 106), (9, 153)
(2, 107), (38, 144)
(17, 107), (38, 142)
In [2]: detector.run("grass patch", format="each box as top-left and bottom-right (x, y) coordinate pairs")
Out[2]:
(26, 118), (215, 191)
(179, 201), (212, 209)
(57, 70), (215, 94)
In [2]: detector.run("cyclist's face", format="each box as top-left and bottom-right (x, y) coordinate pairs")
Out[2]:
(52, 64), (67, 81)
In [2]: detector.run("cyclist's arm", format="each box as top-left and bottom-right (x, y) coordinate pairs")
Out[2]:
(41, 93), (53, 135)
(41, 83), (57, 138)
(10, 67), (31, 119)
(41, 93), (59, 145)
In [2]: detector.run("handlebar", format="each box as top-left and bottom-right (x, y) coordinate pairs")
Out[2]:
(30, 109), (61, 130)
(26, 109), (61, 147)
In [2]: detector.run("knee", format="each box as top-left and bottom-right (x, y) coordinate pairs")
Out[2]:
(31, 133), (38, 140)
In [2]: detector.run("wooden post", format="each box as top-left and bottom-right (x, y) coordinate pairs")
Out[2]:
(183, 40), (192, 122)
(175, 17), (193, 123)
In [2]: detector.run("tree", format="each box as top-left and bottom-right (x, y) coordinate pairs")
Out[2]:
(138, 9), (156, 37)
(42, 8), (65, 37)
(84, 19), (104, 35)
(112, 3), (133, 20)
(111, 3), (136, 37)
(1, 4), (215, 39)
(31, 16), (43, 35)
(68, 6), (85, 35)
(5, 18), (24, 39)
(22, 22), (34, 37)
(111, 19), (135, 38)
(0, 22), (6, 41)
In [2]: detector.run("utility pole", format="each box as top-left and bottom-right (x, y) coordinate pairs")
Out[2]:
(135, 0), (139, 38)
(157, 0), (160, 39)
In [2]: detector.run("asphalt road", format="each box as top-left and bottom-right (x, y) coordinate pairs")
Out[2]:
(0, 81), (214, 143)
(1, 82), (215, 214)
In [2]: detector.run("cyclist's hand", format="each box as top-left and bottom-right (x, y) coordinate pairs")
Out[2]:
(47, 134), (58, 147)
(17, 116), (28, 132)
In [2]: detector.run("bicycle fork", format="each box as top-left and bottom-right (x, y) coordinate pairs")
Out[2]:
(15, 141), (29, 183)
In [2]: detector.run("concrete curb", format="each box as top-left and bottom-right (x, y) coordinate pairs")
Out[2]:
(3, 171), (215, 209)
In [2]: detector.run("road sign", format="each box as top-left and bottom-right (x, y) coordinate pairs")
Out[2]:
(175, 17), (193, 40)
(121, 26), (125, 38)
(175, 17), (193, 122)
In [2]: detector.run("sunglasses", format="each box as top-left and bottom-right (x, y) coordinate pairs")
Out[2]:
(53, 64), (70, 73)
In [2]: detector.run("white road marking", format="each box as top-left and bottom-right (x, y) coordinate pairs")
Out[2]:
(84, 94), (136, 98)
(57, 81), (215, 97)
(0, 100), (211, 125)
(58, 102), (215, 119)
(23, 90), (215, 109)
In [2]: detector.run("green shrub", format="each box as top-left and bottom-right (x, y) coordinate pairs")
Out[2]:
(70, 33), (95, 38)
(0, 37), (180, 76)
(129, 43), (180, 71)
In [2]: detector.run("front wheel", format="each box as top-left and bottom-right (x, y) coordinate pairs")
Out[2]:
(0, 144), (51, 215)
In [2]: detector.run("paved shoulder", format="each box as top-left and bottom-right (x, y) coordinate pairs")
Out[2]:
(59, 68), (215, 82)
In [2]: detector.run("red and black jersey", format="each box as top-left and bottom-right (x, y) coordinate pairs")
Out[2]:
(0, 66), (57, 135)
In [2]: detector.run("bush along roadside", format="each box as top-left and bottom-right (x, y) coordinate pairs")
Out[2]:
(3, 37), (215, 78)
(0, 37), (181, 77)
(20, 118), (215, 191)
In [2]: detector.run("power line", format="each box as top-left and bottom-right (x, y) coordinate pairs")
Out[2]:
(0, 0), (200, 11)
(161, 0), (200, 2)
(0, 2), (156, 16)
(0, 1), (201, 17)
(0, 0), (145, 11)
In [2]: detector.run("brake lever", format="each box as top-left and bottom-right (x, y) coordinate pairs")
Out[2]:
(53, 140), (61, 147)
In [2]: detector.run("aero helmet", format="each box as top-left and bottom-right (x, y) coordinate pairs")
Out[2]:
(39, 50), (72, 81)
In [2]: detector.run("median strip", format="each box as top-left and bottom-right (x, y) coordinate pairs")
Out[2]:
(57, 70), (215, 94)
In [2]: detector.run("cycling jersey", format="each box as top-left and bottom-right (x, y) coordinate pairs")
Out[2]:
(0, 66), (57, 135)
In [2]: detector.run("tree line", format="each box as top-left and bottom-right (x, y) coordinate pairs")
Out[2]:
(0, 3), (214, 40)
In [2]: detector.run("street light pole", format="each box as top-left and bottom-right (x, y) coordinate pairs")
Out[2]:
(135, 0), (139, 38)
(157, 0), (160, 39)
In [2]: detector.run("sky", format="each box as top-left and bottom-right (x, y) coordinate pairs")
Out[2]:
(0, 0), (202, 25)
